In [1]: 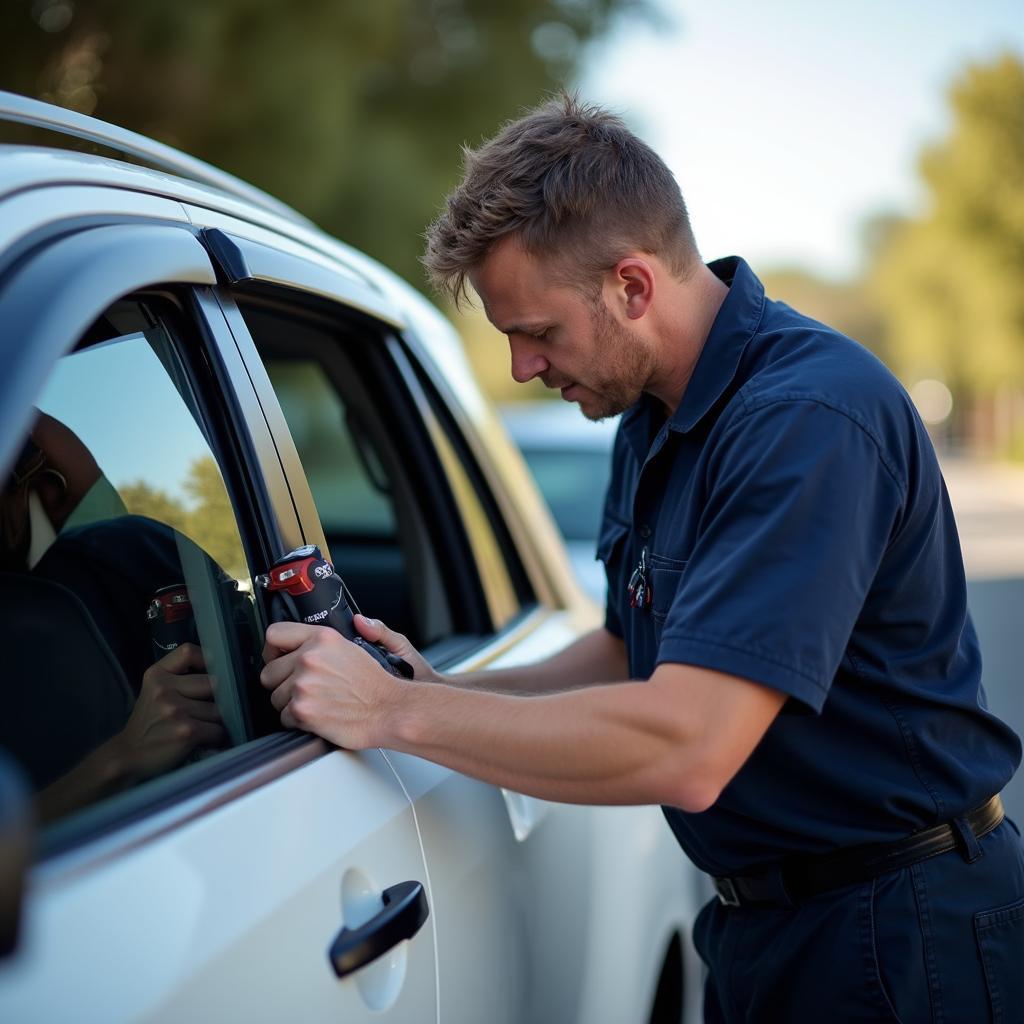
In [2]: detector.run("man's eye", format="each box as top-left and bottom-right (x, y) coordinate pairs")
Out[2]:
(535, 328), (551, 341)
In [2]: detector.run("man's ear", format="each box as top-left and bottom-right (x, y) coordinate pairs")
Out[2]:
(608, 258), (655, 320)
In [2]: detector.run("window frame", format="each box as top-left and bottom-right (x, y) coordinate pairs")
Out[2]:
(0, 218), (327, 861)
(216, 283), (514, 659)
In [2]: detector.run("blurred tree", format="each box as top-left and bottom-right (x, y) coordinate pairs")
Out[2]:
(182, 456), (248, 579)
(118, 479), (190, 534)
(759, 266), (888, 365)
(118, 462), (247, 579)
(869, 53), (1024, 426)
(0, 0), (649, 288)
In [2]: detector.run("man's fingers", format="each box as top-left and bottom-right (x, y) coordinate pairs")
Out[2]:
(280, 701), (305, 732)
(264, 621), (325, 658)
(158, 642), (207, 674)
(260, 648), (300, 691)
(178, 695), (223, 724)
(269, 678), (295, 713)
(170, 673), (214, 700)
(354, 614), (408, 654)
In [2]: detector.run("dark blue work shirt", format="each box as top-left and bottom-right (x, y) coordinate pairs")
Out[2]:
(600, 256), (1021, 876)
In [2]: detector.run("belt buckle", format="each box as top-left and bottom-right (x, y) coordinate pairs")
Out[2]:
(714, 877), (741, 907)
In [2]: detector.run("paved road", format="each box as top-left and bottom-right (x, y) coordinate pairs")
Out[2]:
(941, 457), (1024, 827)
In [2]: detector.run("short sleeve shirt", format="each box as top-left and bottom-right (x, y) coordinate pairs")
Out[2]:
(599, 257), (1021, 875)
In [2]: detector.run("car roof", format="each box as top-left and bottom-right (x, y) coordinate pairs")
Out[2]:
(0, 92), (480, 402)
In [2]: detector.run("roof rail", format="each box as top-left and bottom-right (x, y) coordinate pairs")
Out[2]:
(0, 90), (314, 228)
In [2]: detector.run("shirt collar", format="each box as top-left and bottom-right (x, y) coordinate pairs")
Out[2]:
(619, 256), (764, 458)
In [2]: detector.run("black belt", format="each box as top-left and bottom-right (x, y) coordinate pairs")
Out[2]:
(712, 795), (1005, 909)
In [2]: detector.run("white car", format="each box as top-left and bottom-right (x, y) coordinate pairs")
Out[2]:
(0, 93), (705, 1023)
(500, 402), (619, 603)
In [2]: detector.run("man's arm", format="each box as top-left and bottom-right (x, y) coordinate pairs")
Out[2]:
(260, 621), (786, 812)
(357, 615), (627, 694)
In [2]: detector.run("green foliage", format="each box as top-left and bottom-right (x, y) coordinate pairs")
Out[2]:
(119, 457), (248, 579)
(870, 53), (1024, 399)
(0, 0), (646, 287)
(758, 266), (888, 364)
(118, 479), (190, 534)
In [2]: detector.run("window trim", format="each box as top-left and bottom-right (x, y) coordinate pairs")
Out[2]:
(36, 732), (323, 869)
(0, 219), (328, 856)
(22, 292), (310, 853)
(199, 228), (404, 330)
(0, 222), (216, 480)
(386, 339), (522, 629)
(225, 288), (497, 641)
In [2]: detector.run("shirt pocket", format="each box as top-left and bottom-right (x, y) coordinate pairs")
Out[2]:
(974, 895), (1024, 1023)
(650, 552), (688, 626)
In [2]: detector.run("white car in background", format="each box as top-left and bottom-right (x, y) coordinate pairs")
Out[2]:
(0, 93), (705, 1024)
(500, 402), (619, 603)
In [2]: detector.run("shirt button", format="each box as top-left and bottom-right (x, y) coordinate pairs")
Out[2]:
(639, 524), (652, 539)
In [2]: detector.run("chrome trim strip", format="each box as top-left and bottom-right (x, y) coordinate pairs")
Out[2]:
(398, 326), (583, 613)
(444, 604), (555, 672)
(0, 90), (310, 227)
(386, 339), (521, 628)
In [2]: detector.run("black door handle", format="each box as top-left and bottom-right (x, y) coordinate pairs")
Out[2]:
(328, 880), (430, 979)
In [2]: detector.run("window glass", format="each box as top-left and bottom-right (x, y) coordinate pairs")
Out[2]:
(0, 303), (261, 825)
(263, 347), (444, 646)
(237, 297), (488, 649)
(269, 360), (395, 538)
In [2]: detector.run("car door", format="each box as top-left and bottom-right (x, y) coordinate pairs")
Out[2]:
(180, 214), (621, 1023)
(0, 206), (437, 1023)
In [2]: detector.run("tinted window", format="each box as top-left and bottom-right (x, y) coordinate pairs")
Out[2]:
(0, 298), (262, 825)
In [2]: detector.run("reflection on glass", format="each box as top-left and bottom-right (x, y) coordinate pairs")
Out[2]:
(0, 326), (259, 823)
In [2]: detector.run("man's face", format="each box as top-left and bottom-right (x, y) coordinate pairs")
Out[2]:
(470, 237), (655, 421)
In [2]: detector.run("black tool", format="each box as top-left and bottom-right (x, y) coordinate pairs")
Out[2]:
(146, 584), (198, 661)
(256, 545), (413, 679)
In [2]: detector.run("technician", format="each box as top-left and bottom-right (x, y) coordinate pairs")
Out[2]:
(261, 96), (1024, 1022)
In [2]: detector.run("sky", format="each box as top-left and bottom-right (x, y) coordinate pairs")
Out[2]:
(579, 0), (1024, 280)
(38, 334), (212, 501)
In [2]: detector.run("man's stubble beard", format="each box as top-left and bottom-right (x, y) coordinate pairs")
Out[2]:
(579, 302), (656, 422)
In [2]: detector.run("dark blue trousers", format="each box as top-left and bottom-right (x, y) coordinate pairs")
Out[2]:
(694, 820), (1024, 1023)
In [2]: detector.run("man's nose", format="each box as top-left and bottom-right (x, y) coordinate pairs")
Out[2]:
(509, 337), (550, 384)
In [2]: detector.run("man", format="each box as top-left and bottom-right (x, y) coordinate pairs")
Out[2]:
(261, 96), (1023, 1022)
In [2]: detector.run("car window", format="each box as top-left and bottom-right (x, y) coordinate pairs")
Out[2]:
(233, 294), (524, 653)
(0, 297), (263, 827)
(517, 447), (612, 542)
(268, 359), (396, 539)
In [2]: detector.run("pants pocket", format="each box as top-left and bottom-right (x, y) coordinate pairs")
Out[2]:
(866, 871), (933, 1024)
(974, 896), (1024, 1024)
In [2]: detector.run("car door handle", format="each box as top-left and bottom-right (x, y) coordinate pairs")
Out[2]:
(328, 880), (430, 978)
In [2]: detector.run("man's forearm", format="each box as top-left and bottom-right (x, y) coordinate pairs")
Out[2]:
(440, 626), (628, 694)
(383, 672), (693, 806)
(262, 621), (787, 813)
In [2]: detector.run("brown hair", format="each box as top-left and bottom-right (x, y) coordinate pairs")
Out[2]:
(422, 93), (700, 307)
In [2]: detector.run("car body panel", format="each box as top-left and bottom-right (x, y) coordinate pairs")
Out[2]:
(0, 747), (438, 1024)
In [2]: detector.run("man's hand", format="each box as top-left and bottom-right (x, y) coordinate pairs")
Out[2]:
(260, 621), (410, 748)
(112, 642), (226, 783)
(351, 614), (444, 683)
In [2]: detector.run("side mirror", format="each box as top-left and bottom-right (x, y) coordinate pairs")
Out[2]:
(0, 749), (32, 958)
